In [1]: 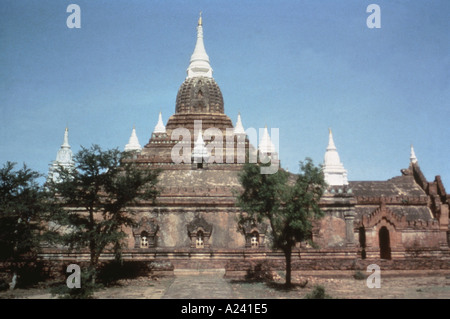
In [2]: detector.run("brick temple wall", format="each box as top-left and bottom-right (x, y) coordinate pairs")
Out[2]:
(33, 246), (450, 280)
(124, 207), (247, 249)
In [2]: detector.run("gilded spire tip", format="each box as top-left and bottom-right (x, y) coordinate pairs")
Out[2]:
(198, 11), (202, 26)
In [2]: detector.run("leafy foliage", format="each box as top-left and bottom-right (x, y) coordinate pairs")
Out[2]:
(236, 158), (326, 285)
(47, 145), (160, 286)
(0, 162), (61, 288)
(0, 162), (45, 261)
(51, 267), (101, 299)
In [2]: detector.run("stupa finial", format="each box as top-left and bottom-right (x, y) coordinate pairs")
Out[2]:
(410, 144), (418, 164)
(187, 13), (213, 78)
(323, 129), (348, 186)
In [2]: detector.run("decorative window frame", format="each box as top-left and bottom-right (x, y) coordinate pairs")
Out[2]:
(187, 216), (213, 249)
(242, 221), (267, 249)
(132, 217), (159, 249)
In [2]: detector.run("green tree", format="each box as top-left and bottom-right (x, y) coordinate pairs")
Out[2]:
(47, 145), (160, 287)
(0, 162), (51, 289)
(237, 158), (326, 286)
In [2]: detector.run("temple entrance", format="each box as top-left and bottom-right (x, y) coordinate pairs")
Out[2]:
(359, 227), (366, 259)
(379, 226), (391, 259)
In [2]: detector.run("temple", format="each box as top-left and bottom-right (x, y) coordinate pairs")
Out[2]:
(44, 14), (449, 275)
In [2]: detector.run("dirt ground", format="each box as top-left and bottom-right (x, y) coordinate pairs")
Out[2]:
(229, 271), (450, 299)
(1, 270), (449, 299)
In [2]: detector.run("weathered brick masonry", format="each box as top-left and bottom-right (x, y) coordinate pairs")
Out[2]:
(37, 16), (450, 278)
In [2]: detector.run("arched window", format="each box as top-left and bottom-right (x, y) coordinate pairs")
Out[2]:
(132, 218), (159, 249)
(251, 232), (259, 248)
(243, 222), (267, 249)
(187, 216), (212, 249)
(196, 231), (204, 248)
(140, 232), (149, 248)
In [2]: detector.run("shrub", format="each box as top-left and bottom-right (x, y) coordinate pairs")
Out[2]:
(98, 261), (149, 286)
(245, 261), (273, 282)
(0, 279), (9, 291)
(51, 268), (102, 299)
(304, 285), (332, 299)
(353, 271), (366, 280)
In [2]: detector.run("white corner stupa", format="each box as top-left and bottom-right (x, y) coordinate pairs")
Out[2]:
(323, 129), (348, 186)
(187, 12), (213, 79)
(48, 127), (75, 183)
(192, 131), (209, 163)
(234, 113), (246, 135)
(258, 125), (276, 154)
(153, 112), (166, 134)
(410, 144), (418, 164)
(124, 126), (142, 152)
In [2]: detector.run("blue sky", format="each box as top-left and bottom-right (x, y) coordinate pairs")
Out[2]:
(1, 0), (449, 187)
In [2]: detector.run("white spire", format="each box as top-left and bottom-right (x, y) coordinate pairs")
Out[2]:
(192, 131), (209, 162)
(61, 127), (70, 148)
(187, 12), (213, 79)
(48, 127), (75, 183)
(323, 129), (348, 186)
(234, 113), (246, 135)
(56, 127), (73, 164)
(124, 126), (142, 152)
(153, 111), (166, 134)
(259, 125), (276, 154)
(326, 128), (336, 151)
(410, 144), (418, 164)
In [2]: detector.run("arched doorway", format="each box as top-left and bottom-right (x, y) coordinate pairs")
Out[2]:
(379, 226), (391, 259)
(359, 227), (366, 259)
